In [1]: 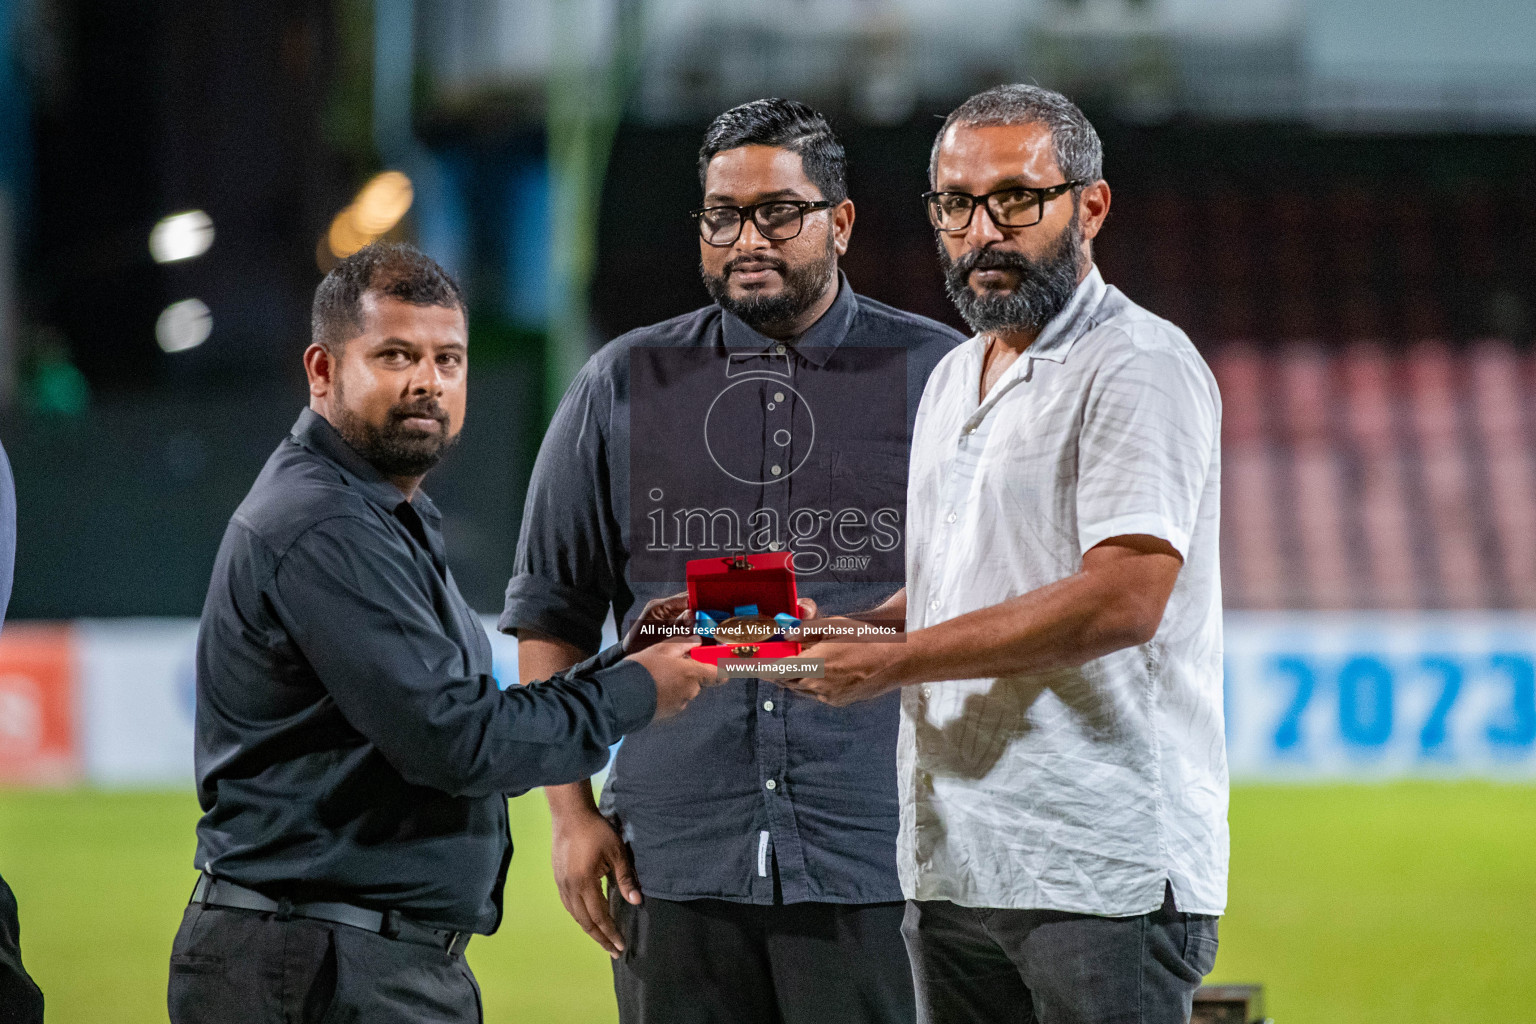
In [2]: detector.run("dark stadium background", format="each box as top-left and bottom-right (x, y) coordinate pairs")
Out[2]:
(1, 2), (1534, 1021)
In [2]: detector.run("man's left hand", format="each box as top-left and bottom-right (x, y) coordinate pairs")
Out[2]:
(622, 592), (692, 652)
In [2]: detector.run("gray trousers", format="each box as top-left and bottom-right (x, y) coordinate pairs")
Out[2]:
(902, 885), (1218, 1024)
(168, 904), (481, 1024)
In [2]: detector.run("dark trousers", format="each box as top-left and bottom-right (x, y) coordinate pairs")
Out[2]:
(168, 904), (482, 1024)
(611, 894), (916, 1024)
(0, 874), (43, 1024)
(902, 886), (1219, 1024)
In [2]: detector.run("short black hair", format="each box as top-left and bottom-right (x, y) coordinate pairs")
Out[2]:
(311, 241), (466, 353)
(698, 98), (848, 204)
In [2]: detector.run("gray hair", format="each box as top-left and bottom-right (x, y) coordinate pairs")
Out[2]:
(929, 84), (1103, 187)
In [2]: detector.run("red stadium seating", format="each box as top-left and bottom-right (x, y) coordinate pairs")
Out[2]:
(1212, 339), (1536, 609)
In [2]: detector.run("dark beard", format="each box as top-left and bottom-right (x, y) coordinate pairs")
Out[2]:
(939, 210), (1084, 335)
(701, 236), (837, 335)
(331, 389), (458, 479)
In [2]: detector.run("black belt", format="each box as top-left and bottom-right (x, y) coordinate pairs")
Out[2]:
(190, 873), (471, 957)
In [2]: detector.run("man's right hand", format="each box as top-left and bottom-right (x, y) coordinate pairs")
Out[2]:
(624, 638), (718, 719)
(551, 803), (638, 958)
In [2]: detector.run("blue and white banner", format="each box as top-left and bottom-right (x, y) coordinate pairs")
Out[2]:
(17, 613), (1536, 786)
(1224, 612), (1536, 780)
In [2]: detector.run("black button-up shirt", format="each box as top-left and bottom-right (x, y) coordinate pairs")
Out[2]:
(501, 278), (962, 904)
(193, 409), (656, 933)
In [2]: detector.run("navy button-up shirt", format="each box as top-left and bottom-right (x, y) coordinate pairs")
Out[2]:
(194, 409), (657, 932)
(501, 278), (962, 904)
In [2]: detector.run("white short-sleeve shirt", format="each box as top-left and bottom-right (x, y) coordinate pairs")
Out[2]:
(900, 264), (1227, 916)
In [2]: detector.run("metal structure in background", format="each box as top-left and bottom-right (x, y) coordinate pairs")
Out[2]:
(544, 0), (641, 410)
(411, 0), (1536, 412)
(5, 0), (1536, 622)
(420, 0), (1536, 131)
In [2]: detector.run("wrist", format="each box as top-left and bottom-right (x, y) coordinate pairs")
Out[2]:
(545, 781), (599, 824)
(883, 629), (935, 688)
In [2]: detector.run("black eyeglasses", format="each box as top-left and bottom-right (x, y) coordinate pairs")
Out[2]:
(691, 199), (835, 247)
(922, 181), (1083, 233)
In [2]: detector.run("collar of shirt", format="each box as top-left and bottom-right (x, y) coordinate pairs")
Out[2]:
(718, 269), (858, 369)
(1023, 262), (1107, 365)
(288, 408), (445, 544)
(958, 264), (1108, 421)
(965, 261), (1108, 366)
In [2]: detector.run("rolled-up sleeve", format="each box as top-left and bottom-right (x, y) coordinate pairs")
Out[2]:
(274, 515), (655, 799)
(500, 361), (621, 653)
(1075, 333), (1218, 560)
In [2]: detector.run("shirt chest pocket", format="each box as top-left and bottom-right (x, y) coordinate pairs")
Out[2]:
(972, 393), (1078, 528)
(820, 442), (909, 582)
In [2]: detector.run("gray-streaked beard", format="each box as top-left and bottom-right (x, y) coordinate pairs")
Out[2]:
(939, 210), (1084, 335)
(701, 233), (838, 336)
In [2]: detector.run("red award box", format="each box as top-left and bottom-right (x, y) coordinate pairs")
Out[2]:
(685, 552), (802, 665)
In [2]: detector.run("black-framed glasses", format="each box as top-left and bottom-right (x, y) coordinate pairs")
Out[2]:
(691, 199), (835, 247)
(922, 181), (1084, 233)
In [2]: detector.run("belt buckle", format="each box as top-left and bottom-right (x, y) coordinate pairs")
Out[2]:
(445, 930), (468, 956)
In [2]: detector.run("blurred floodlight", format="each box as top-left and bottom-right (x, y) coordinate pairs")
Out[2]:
(353, 171), (414, 234)
(156, 298), (213, 353)
(149, 210), (215, 264)
(326, 171), (413, 259)
(327, 207), (372, 260)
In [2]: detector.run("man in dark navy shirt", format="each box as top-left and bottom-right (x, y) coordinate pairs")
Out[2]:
(503, 100), (963, 1023)
(0, 440), (45, 1024)
(169, 242), (714, 1024)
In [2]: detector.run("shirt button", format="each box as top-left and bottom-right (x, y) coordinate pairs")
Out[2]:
(770, 464), (782, 476)
(765, 779), (777, 791)
(966, 426), (977, 435)
(945, 511), (957, 524)
(775, 344), (786, 354)
(774, 391), (785, 402)
(767, 540), (782, 551)
(921, 685), (932, 698)
(929, 598), (941, 610)
(763, 700), (775, 711)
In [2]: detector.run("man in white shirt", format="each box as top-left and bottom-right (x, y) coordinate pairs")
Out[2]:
(785, 84), (1225, 1024)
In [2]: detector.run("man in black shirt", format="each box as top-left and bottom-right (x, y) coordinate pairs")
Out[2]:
(504, 100), (963, 1023)
(169, 242), (714, 1024)
(0, 440), (45, 1024)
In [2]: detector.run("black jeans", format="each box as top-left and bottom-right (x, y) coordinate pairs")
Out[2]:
(168, 904), (482, 1024)
(902, 885), (1219, 1024)
(0, 874), (44, 1024)
(611, 894), (916, 1024)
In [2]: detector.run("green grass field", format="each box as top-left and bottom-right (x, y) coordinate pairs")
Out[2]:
(1, 783), (1532, 1022)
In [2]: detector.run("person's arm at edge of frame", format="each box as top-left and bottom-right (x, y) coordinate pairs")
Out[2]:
(795, 586), (907, 642)
(786, 535), (1180, 707)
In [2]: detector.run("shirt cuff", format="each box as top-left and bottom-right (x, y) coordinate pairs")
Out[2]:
(499, 572), (608, 653)
(587, 657), (657, 737)
(1078, 512), (1191, 560)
